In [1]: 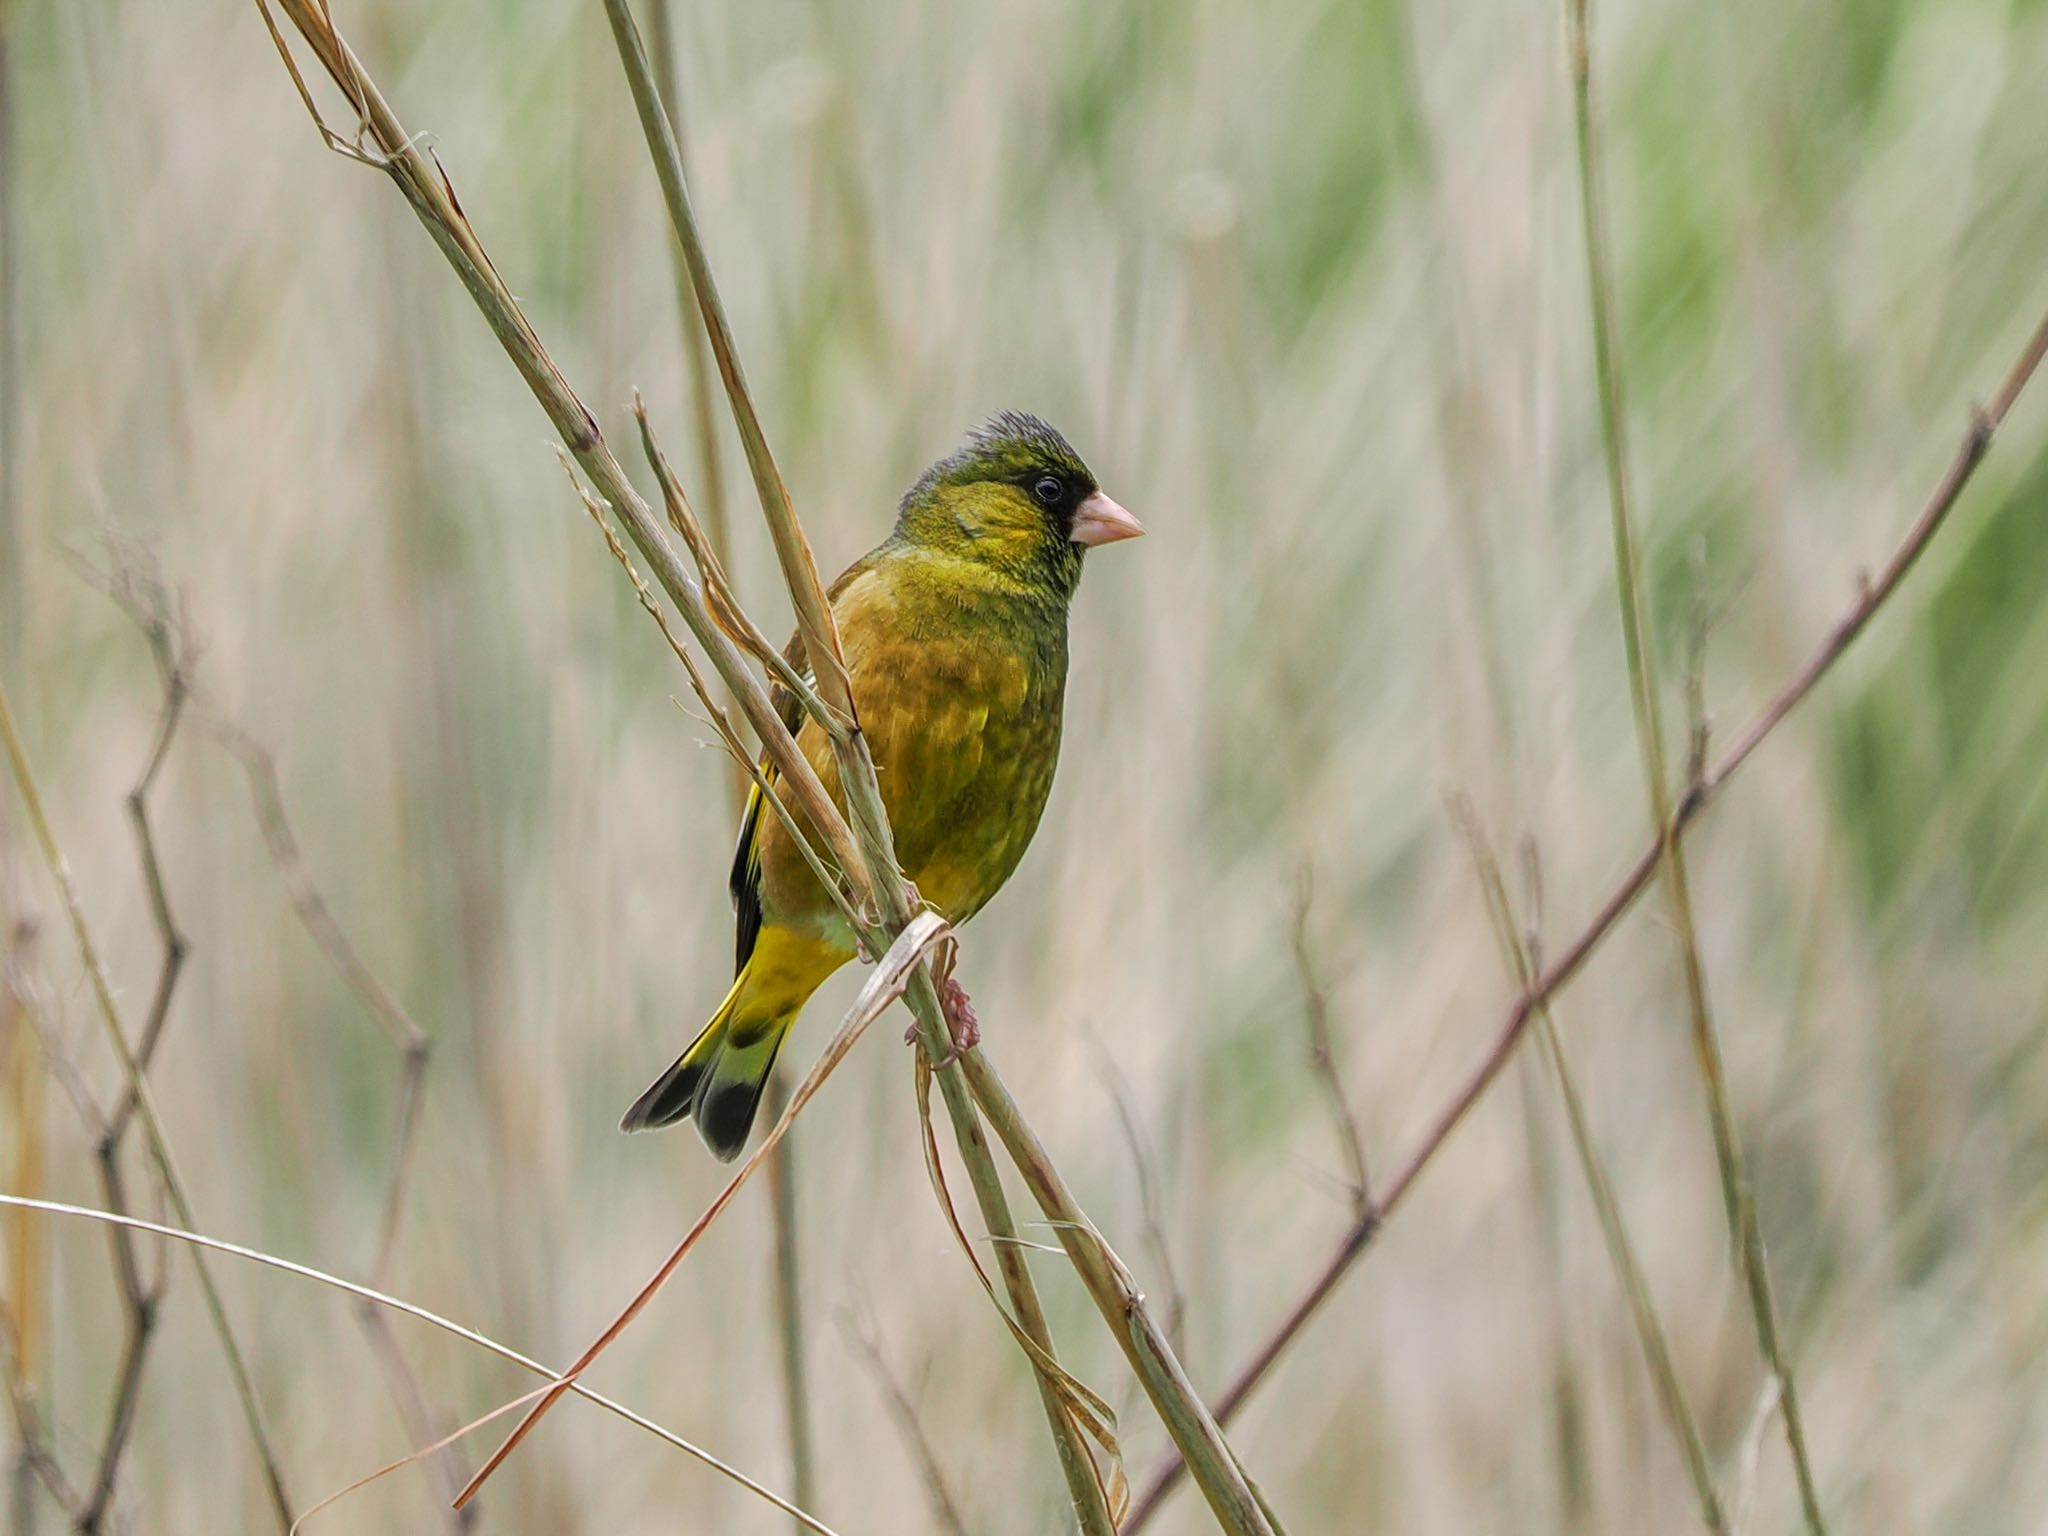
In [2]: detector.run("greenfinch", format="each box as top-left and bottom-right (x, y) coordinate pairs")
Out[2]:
(622, 412), (1144, 1158)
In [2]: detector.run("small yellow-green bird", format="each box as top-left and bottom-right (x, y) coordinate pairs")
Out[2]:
(622, 412), (1144, 1158)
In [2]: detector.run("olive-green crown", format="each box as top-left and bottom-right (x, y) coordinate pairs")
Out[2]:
(904, 411), (1095, 508)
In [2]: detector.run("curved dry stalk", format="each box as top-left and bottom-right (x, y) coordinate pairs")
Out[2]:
(453, 913), (951, 1508)
(629, 23), (814, 1492)
(257, 0), (874, 907)
(1123, 301), (2048, 1529)
(0, 1194), (844, 1536)
(593, 10), (1272, 1526)
(1564, 1), (1822, 1524)
(0, 677), (296, 1530)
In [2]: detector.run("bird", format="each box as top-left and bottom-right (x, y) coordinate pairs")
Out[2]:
(621, 411), (1144, 1158)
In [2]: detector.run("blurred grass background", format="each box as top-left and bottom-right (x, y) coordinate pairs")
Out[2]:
(5, 0), (2048, 1531)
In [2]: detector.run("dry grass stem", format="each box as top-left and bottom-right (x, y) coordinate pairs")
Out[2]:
(1459, 807), (1725, 1533)
(454, 912), (952, 1510)
(1290, 875), (1370, 1219)
(12, 4), (2042, 1531)
(1122, 301), (2048, 1529)
(0, 675), (296, 1529)
(840, 1309), (973, 1536)
(0, 1194), (842, 1536)
(1565, 0), (1823, 1522)
(1091, 1039), (1189, 1358)
(260, 0), (875, 905)
(593, 0), (855, 727)
(595, 6), (1272, 1528)
(207, 709), (466, 1525)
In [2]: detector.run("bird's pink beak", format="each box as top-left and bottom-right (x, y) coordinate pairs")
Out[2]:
(1071, 490), (1145, 547)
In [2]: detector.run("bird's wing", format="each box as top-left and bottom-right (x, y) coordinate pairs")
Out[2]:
(727, 552), (880, 972)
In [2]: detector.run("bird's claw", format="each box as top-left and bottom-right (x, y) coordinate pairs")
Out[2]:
(935, 976), (980, 1067)
(907, 974), (980, 1068)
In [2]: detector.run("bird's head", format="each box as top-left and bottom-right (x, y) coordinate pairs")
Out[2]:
(896, 411), (1143, 597)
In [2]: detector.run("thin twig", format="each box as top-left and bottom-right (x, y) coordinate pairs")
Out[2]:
(840, 1308), (973, 1536)
(1564, 0), (1823, 1523)
(1290, 873), (1369, 1220)
(70, 579), (189, 1534)
(209, 715), (466, 1526)
(1090, 1038), (1188, 1358)
(1122, 303), (2048, 1530)
(6, 566), (280, 1534)
(0, 678), (296, 1529)
(100, 562), (190, 1146)
(1458, 808), (1725, 1533)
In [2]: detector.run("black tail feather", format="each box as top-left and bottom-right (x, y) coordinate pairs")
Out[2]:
(619, 1052), (708, 1132)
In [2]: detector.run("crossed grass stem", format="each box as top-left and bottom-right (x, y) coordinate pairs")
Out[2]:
(260, 2), (1279, 1531)
(1124, 296), (2048, 1533)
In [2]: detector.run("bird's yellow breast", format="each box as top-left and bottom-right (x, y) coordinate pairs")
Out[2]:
(754, 556), (1068, 941)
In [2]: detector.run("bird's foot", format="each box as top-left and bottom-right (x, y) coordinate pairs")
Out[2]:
(906, 973), (981, 1067)
(934, 976), (980, 1067)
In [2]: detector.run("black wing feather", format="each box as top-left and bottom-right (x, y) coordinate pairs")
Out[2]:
(726, 555), (874, 974)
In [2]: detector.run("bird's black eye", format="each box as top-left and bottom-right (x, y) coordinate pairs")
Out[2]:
(1031, 475), (1063, 507)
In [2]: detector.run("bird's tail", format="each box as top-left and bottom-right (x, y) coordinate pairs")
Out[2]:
(618, 969), (798, 1160)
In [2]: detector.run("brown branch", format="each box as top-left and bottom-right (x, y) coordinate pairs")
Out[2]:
(73, 1131), (167, 1535)
(101, 560), (191, 1147)
(60, 564), (193, 1534)
(1122, 302), (2048, 1531)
